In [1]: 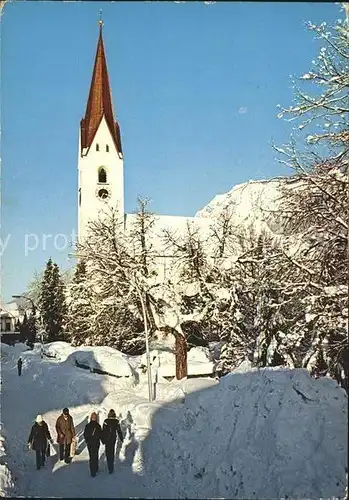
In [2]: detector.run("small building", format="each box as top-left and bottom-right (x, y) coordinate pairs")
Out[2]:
(0, 298), (25, 332)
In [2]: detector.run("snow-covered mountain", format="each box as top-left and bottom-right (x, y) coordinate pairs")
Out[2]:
(196, 176), (296, 235)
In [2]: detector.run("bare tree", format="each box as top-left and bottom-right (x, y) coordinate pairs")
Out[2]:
(277, 13), (349, 153)
(129, 197), (159, 333)
(76, 207), (147, 353)
(162, 220), (209, 283)
(274, 11), (348, 389)
(76, 204), (191, 379)
(209, 205), (239, 259)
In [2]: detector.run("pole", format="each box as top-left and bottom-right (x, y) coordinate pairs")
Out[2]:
(135, 281), (153, 402)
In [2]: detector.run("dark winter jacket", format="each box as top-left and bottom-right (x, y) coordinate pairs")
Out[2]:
(28, 422), (51, 452)
(84, 421), (102, 448)
(102, 418), (124, 444)
(55, 414), (76, 445)
(17, 359), (22, 368)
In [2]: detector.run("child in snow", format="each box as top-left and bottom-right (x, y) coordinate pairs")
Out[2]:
(17, 358), (22, 376)
(55, 408), (76, 464)
(28, 414), (53, 470)
(101, 409), (124, 474)
(84, 412), (103, 477)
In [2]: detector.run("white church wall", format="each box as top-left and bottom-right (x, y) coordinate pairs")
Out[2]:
(78, 116), (124, 242)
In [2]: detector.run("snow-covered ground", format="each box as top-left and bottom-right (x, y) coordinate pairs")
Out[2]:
(0, 342), (347, 498)
(43, 343), (137, 378)
(43, 341), (215, 379)
(0, 424), (14, 496)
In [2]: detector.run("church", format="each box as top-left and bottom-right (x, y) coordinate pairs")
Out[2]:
(77, 21), (213, 276)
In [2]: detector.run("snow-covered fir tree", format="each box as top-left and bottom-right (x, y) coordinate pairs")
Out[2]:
(26, 271), (43, 308)
(19, 312), (28, 344)
(39, 258), (67, 342)
(66, 260), (95, 346)
(26, 312), (37, 347)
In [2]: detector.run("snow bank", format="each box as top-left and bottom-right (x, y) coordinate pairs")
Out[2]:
(232, 358), (254, 373)
(187, 346), (215, 376)
(43, 341), (76, 360)
(69, 346), (135, 378)
(1, 342), (347, 499)
(139, 346), (215, 378)
(43, 342), (136, 379)
(187, 346), (210, 363)
(0, 425), (14, 496)
(140, 367), (348, 499)
(0, 342), (30, 359)
(40, 342), (216, 379)
(0, 343), (13, 359)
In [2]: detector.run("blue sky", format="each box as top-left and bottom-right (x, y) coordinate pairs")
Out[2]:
(0, 1), (342, 301)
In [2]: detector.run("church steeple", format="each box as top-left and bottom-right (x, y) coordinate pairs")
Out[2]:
(80, 21), (122, 156)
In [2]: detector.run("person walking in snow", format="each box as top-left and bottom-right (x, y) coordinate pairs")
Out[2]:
(84, 412), (102, 477)
(17, 357), (23, 376)
(55, 408), (76, 464)
(101, 409), (124, 474)
(28, 414), (53, 470)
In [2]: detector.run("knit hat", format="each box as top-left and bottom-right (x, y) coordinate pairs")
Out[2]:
(63, 408), (69, 415)
(36, 414), (43, 423)
(90, 412), (98, 421)
(108, 409), (116, 419)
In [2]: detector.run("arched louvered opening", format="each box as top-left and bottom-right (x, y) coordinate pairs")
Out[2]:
(98, 167), (107, 184)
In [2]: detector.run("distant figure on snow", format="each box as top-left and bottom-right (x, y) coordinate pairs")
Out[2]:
(55, 407), (76, 464)
(28, 414), (53, 470)
(102, 409), (124, 474)
(84, 412), (102, 477)
(17, 358), (23, 376)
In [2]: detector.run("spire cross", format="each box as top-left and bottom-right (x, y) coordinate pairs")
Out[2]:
(99, 10), (104, 29)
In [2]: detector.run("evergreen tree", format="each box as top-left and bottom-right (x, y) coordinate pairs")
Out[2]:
(40, 258), (53, 341)
(39, 258), (67, 342)
(19, 312), (28, 344)
(27, 271), (44, 307)
(66, 260), (95, 346)
(27, 313), (37, 346)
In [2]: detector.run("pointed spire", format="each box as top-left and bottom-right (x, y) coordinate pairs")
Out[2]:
(80, 19), (122, 155)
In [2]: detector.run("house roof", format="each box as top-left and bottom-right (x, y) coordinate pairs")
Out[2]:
(80, 23), (122, 156)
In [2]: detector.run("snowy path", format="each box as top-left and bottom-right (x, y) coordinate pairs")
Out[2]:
(1, 344), (347, 499)
(1, 348), (150, 498)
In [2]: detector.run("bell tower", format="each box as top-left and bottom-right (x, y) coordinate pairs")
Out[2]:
(78, 19), (124, 243)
